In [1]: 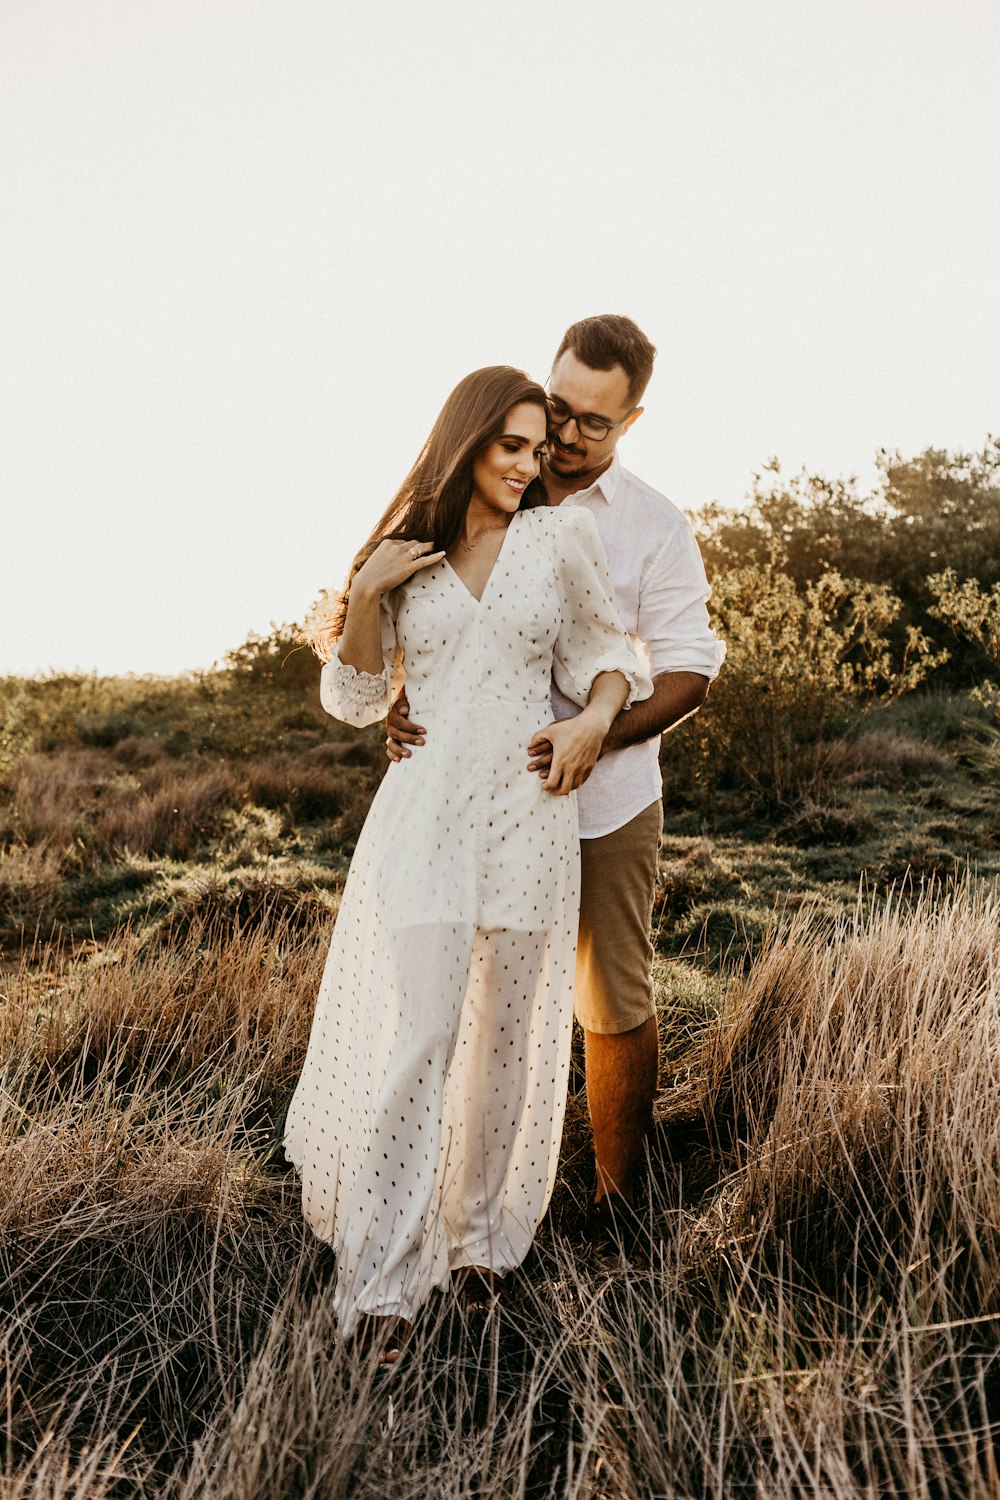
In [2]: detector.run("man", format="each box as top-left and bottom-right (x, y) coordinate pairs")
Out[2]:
(387, 315), (724, 1230)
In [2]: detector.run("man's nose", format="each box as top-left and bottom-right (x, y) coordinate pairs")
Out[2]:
(553, 415), (580, 442)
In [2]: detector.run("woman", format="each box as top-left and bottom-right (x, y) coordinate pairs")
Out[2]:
(284, 366), (651, 1364)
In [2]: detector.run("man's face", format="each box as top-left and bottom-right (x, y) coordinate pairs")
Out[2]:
(544, 350), (642, 485)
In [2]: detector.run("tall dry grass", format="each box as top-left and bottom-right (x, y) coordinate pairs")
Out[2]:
(2, 884), (999, 1495)
(2, 747), (372, 865)
(0, 743), (380, 941)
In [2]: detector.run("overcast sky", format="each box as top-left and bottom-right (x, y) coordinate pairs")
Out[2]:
(3, 0), (998, 677)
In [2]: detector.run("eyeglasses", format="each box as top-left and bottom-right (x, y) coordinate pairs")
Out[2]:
(546, 396), (640, 443)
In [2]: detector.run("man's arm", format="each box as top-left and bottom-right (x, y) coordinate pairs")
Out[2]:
(599, 669), (708, 754)
(596, 518), (724, 755)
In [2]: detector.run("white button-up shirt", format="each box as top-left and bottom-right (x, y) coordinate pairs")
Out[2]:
(550, 452), (726, 839)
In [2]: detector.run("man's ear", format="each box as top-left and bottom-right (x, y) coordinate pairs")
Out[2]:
(624, 406), (644, 430)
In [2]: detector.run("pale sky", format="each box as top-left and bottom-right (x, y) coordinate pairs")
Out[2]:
(3, 0), (998, 677)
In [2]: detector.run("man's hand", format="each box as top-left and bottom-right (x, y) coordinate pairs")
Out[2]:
(526, 735), (554, 776)
(385, 690), (427, 762)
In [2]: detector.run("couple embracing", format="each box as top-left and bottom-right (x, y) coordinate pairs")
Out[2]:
(283, 315), (725, 1369)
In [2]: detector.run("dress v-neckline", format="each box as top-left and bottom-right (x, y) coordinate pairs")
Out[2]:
(444, 513), (518, 605)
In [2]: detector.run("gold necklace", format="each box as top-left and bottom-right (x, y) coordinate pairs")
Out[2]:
(459, 522), (510, 551)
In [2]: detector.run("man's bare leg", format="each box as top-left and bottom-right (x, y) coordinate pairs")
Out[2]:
(585, 1015), (659, 1203)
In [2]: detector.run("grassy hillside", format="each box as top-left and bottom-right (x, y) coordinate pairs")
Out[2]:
(1, 668), (999, 1496)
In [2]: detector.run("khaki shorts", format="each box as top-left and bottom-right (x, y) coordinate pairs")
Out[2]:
(574, 799), (663, 1036)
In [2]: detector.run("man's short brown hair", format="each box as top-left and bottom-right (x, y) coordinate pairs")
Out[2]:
(553, 314), (657, 406)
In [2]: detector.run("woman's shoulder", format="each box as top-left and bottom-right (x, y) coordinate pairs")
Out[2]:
(518, 503), (598, 539)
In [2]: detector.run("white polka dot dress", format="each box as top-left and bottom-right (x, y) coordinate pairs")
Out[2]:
(283, 506), (651, 1336)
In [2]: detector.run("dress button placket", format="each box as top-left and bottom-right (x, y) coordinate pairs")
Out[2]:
(472, 612), (488, 927)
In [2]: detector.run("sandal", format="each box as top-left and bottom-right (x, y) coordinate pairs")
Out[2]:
(355, 1313), (412, 1374)
(452, 1265), (502, 1311)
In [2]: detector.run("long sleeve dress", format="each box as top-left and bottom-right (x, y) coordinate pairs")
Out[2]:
(283, 505), (652, 1336)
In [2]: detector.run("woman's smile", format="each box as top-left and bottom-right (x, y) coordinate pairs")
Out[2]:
(470, 401), (547, 516)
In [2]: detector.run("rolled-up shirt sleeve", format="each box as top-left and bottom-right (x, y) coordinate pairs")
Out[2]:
(319, 593), (404, 727)
(639, 523), (726, 680)
(551, 508), (654, 709)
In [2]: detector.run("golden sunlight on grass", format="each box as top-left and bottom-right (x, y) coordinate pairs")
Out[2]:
(3, 453), (1000, 1492)
(2, 882), (999, 1495)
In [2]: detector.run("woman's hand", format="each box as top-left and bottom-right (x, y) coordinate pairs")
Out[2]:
(339, 540), (444, 677)
(354, 539), (445, 599)
(527, 669), (628, 794)
(528, 709), (612, 796)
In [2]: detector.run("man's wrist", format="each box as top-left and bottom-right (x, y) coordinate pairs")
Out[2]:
(600, 714), (631, 752)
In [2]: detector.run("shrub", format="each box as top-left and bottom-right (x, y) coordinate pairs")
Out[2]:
(664, 564), (945, 806)
(0, 670), (333, 771)
(222, 621), (321, 696)
(77, 708), (150, 747)
(693, 437), (1000, 687)
(927, 569), (1000, 718)
(695, 462), (890, 585)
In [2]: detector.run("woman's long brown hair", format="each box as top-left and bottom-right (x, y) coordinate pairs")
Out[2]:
(304, 366), (548, 659)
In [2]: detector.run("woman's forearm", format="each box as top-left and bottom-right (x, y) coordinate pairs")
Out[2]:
(534, 670), (631, 795)
(337, 581), (386, 675)
(581, 670), (630, 734)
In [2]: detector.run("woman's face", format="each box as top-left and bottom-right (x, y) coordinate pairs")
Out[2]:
(470, 403), (548, 516)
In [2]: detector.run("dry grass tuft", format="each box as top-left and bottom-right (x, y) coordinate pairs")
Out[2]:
(819, 732), (952, 788)
(691, 885), (1000, 1312)
(3, 750), (236, 863)
(775, 797), (873, 847)
(1, 748), (375, 874)
(154, 878), (334, 948)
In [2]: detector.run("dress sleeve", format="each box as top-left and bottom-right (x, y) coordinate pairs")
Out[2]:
(318, 593), (403, 728)
(550, 508), (654, 709)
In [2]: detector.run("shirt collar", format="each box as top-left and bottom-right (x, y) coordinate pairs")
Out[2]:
(562, 449), (623, 507)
